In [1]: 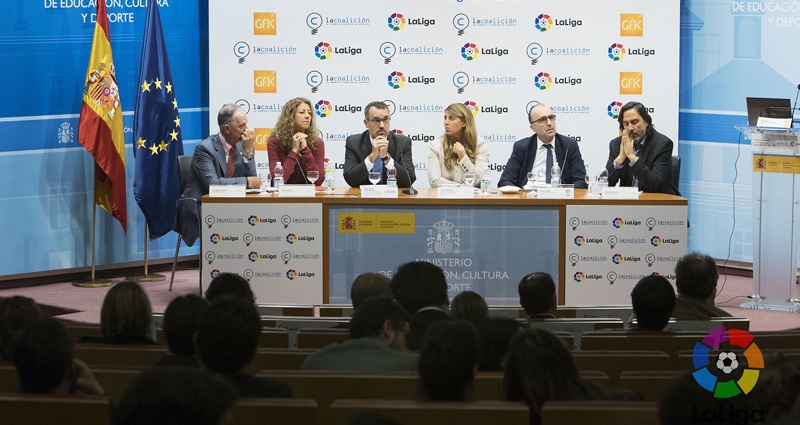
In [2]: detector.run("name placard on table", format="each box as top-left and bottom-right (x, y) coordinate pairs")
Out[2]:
(278, 184), (317, 197)
(209, 184), (246, 197)
(360, 185), (398, 198)
(438, 185), (475, 198)
(537, 185), (575, 199)
(601, 187), (639, 199)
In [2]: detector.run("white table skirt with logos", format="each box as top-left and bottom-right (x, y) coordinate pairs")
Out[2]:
(201, 188), (687, 306)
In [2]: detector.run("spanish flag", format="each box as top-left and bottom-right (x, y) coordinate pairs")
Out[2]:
(78, 0), (127, 233)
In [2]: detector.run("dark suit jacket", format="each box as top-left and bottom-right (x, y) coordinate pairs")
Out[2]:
(605, 129), (679, 195)
(498, 133), (587, 188)
(407, 308), (452, 351)
(173, 134), (256, 246)
(343, 130), (416, 188)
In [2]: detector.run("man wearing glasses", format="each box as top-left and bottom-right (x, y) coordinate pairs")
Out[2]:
(498, 103), (587, 188)
(344, 101), (416, 188)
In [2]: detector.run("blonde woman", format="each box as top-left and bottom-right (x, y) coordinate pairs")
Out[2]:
(267, 97), (325, 185)
(427, 103), (489, 187)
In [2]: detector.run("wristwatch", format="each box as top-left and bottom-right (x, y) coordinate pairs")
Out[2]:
(242, 151), (254, 161)
(382, 154), (391, 162)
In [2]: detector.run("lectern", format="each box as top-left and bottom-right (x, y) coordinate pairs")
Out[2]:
(737, 125), (800, 311)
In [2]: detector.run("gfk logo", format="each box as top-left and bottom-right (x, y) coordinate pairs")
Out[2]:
(620, 14), (643, 36)
(254, 13), (277, 35)
(619, 72), (642, 95)
(254, 128), (273, 151)
(254, 70), (277, 93)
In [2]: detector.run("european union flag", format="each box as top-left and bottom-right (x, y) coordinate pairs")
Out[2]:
(133, 2), (184, 240)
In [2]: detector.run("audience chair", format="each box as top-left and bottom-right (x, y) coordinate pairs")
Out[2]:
(233, 398), (319, 425)
(0, 393), (111, 425)
(328, 399), (529, 425)
(541, 400), (658, 425)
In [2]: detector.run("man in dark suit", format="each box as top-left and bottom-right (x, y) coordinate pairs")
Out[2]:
(174, 104), (260, 246)
(390, 261), (451, 351)
(343, 101), (415, 188)
(498, 103), (587, 188)
(605, 101), (680, 195)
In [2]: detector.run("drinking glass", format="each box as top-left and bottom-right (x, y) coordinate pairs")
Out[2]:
(368, 171), (381, 185)
(463, 172), (475, 187)
(306, 170), (319, 185)
(258, 173), (268, 191)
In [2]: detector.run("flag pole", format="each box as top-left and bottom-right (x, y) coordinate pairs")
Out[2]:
(128, 224), (165, 283)
(73, 185), (112, 288)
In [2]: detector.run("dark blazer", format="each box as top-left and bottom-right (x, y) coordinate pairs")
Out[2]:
(498, 133), (587, 188)
(173, 134), (256, 246)
(605, 129), (679, 196)
(343, 130), (416, 188)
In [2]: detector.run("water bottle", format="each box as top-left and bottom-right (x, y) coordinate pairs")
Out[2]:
(273, 162), (284, 188)
(551, 163), (561, 187)
(480, 165), (491, 195)
(386, 163), (397, 187)
(597, 168), (609, 195)
(324, 160), (335, 194)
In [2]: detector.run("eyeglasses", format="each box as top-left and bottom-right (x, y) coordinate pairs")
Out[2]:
(531, 114), (557, 125)
(368, 117), (391, 125)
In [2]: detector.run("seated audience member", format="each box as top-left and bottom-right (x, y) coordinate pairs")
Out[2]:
(450, 291), (489, 326)
(267, 97), (325, 186)
(205, 272), (255, 303)
(750, 353), (800, 424)
(518, 272), (557, 319)
(116, 367), (239, 425)
(350, 272), (393, 309)
(630, 274), (676, 331)
(418, 320), (480, 401)
(504, 328), (606, 425)
(659, 372), (758, 425)
(301, 297), (417, 371)
(476, 317), (521, 371)
(673, 252), (732, 319)
(13, 318), (103, 395)
(427, 103), (489, 188)
(390, 261), (452, 350)
(196, 295), (292, 398)
(0, 296), (40, 362)
(82, 280), (156, 345)
(154, 294), (208, 368)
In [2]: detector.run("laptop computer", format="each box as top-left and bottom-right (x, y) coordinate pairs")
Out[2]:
(745, 97), (792, 127)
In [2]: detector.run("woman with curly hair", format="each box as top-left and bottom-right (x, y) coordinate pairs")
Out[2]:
(427, 103), (489, 188)
(267, 97), (325, 186)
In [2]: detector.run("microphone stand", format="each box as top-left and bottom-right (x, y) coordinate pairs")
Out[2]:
(398, 151), (418, 195)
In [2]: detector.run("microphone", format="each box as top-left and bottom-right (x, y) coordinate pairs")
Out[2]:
(792, 83), (800, 126)
(398, 150), (418, 195)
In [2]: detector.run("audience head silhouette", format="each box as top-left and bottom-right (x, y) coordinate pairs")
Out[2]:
(675, 252), (719, 301)
(0, 295), (40, 362)
(349, 297), (411, 350)
(631, 274), (676, 331)
(390, 261), (449, 315)
(163, 294), (208, 357)
(350, 272), (392, 309)
(100, 280), (154, 343)
(418, 320), (480, 401)
(518, 272), (557, 318)
(196, 295), (260, 374)
(13, 318), (74, 394)
(450, 291), (489, 325)
(205, 272), (255, 302)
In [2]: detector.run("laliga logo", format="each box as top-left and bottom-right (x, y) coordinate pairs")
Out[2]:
(286, 269), (298, 280)
(534, 72), (552, 90)
(286, 233), (298, 244)
(607, 101), (623, 119)
(314, 42), (331, 60)
(612, 217), (624, 228)
(210, 233), (221, 244)
(573, 271), (585, 282)
(248, 215), (258, 226)
(651, 236), (661, 246)
(535, 14), (553, 31)
(388, 71), (405, 89)
(248, 252), (259, 262)
(612, 253), (623, 264)
(315, 100), (332, 118)
(392, 129), (404, 135)
(608, 43), (626, 61)
(210, 269), (221, 279)
(461, 43), (478, 61)
(463, 101), (478, 116)
(388, 13), (405, 31)
(692, 326), (763, 398)
(574, 235), (585, 246)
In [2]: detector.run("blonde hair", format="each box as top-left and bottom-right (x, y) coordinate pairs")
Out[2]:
(100, 280), (153, 340)
(270, 97), (320, 152)
(442, 103), (477, 170)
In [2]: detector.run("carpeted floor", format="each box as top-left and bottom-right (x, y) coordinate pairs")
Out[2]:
(1, 267), (798, 331)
